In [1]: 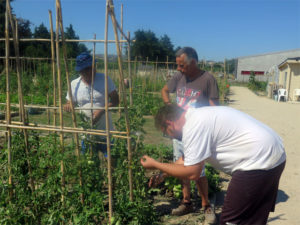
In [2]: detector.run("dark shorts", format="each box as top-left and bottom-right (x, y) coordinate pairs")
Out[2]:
(220, 161), (285, 225)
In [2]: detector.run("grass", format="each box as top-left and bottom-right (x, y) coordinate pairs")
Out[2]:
(143, 115), (172, 146)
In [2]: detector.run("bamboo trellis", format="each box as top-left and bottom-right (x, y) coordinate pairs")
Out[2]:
(0, 0), (213, 222)
(0, 0), (135, 223)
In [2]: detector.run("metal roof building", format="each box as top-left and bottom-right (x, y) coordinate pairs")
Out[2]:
(235, 49), (300, 82)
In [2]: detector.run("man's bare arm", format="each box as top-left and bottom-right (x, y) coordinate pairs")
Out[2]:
(141, 155), (203, 180)
(161, 84), (172, 105)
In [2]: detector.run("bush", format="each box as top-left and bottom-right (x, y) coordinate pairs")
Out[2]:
(247, 71), (267, 92)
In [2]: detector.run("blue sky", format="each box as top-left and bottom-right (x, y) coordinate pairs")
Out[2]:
(11, 0), (300, 61)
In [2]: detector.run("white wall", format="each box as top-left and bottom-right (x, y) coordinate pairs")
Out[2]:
(236, 49), (300, 82)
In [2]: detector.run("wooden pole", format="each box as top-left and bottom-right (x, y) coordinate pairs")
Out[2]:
(0, 37), (128, 43)
(47, 93), (50, 129)
(104, 0), (113, 220)
(134, 56), (137, 85)
(142, 57), (148, 94)
(5, 1), (13, 199)
(108, 0), (133, 202)
(49, 10), (57, 127)
(91, 34), (96, 158)
(166, 55), (169, 72)
(118, 4), (124, 117)
(224, 58), (227, 82)
(0, 122), (129, 138)
(55, 0), (65, 204)
(120, 4), (123, 52)
(7, 1), (35, 192)
(127, 31), (133, 106)
(154, 56), (158, 91)
(56, 0), (83, 204)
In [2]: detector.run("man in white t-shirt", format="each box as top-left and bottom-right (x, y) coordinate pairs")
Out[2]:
(141, 104), (286, 225)
(63, 52), (119, 155)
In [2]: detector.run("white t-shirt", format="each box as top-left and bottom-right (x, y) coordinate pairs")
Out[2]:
(66, 73), (116, 132)
(183, 106), (286, 174)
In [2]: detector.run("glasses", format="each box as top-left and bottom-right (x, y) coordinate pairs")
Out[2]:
(162, 125), (171, 139)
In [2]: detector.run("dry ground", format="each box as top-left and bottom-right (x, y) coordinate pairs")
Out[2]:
(228, 86), (300, 225)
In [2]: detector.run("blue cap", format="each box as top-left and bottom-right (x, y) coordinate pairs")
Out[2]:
(75, 52), (94, 72)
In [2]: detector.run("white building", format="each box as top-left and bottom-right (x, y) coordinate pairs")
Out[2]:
(235, 49), (300, 82)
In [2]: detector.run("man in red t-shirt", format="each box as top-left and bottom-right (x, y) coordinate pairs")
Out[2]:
(153, 47), (219, 224)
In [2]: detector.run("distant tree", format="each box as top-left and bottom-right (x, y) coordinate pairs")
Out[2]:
(0, 0), (10, 38)
(159, 34), (175, 61)
(64, 24), (88, 58)
(225, 58), (236, 74)
(33, 23), (50, 39)
(131, 29), (160, 61)
(174, 46), (181, 53)
(24, 23), (51, 57)
(0, 0), (33, 58)
(131, 29), (176, 62)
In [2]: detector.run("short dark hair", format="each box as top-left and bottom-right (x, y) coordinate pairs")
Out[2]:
(155, 104), (185, 130)
(175, 47), (198, 63)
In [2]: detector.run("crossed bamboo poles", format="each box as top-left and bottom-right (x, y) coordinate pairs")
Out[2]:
(3, 0), (133, 223)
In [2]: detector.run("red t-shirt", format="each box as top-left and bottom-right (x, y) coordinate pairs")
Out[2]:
(167, 71), (219, 110)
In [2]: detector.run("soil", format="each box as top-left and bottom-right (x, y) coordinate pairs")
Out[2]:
(152, 86), (300, 225)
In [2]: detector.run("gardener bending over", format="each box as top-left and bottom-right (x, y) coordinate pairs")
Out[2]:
(141, 104), (286, 225)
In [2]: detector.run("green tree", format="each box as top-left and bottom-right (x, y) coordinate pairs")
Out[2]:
(24, 23), (51, 57)
(64, 24), (88, 58)
(0, 0), (32, 57)
(131, 29), (176, 62)
(159, 34), (175, 61)
(0, 0), (9, 59)
(131, 29), (160, 61)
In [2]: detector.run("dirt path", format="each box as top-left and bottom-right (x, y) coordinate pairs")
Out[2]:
(228, 86), (300, 225)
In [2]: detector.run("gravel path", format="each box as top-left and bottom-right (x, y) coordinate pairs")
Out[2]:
(228, 86), (300, 225)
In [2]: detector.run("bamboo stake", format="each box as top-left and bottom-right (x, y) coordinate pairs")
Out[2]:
(55, 0), (65, 204)
(91, 34), (96, 158)
(120, 4), (123, 53)
(7, 2), (35, 192)
(0, 123), (129, 139)
(47, 93), (50, 129)
(127, 31), (133, 106)
(57, 0), (83, 204)
(33, 59), (36, 78)
(0, 38), (128, 43)
(224, 58), (227, 82)
(166, 55), (169, 73)
(134, 56), (137, 83)
(118, 5), (123, 118)
(143, 57), (148, 91)
(154, 56), (158, 91)
(104, 0), (113, 221)
(49, 10), (57, 127)
(0, 56), (175, 65)
(5, 2), (13, 200)
(108, 0), (133, 201)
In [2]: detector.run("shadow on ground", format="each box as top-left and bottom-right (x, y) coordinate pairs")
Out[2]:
(276, 189), (289, 204)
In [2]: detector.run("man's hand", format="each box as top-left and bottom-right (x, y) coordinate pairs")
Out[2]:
(148, 173), (165, 188)
(140, 155), (158, 169)
(92, 109), (104, 125)
(63, 101), (72, 112)
(161, 84), (172, 105)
